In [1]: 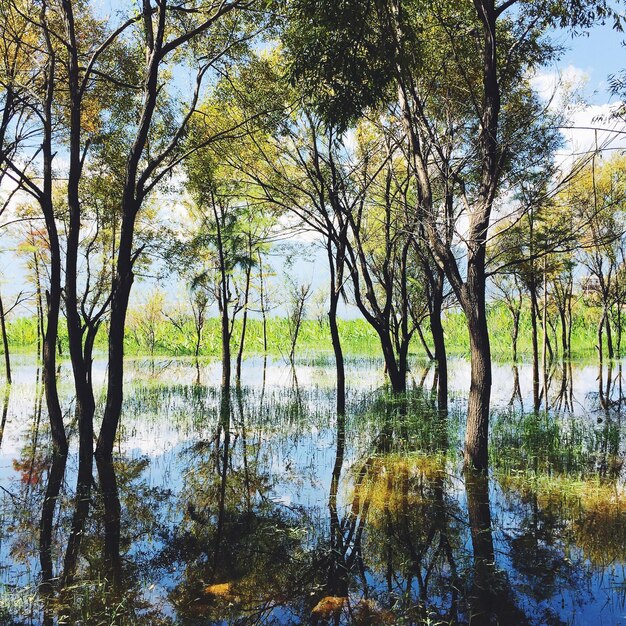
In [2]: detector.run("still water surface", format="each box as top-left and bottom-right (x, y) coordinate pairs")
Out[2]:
(0, 355), (625, 624)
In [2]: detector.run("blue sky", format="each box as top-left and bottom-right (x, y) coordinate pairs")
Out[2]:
(556, 20), (624, 104)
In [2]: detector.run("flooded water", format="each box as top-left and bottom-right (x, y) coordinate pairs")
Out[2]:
(1, 355), (626, 624)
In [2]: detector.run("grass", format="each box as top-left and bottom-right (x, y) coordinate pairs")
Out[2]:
(2, 300), (612, 361)
(490, 406), (626, 567)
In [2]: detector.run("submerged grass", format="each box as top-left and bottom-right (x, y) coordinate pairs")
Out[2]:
(355, 451), (450, 516)
(497, 471), (626, 566)
(490, 406), (626, 567)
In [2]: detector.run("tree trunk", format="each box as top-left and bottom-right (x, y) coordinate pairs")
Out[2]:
(0, 385), (9, 449)
(220, 287), (231, 389)
(567, 288), (573, 357)
(529, 281), (540, 411)
(97, 5), (166, 459)
(63, 0), (95, 497)
(559, 306), (568, 358)
(96, 217), (135, 460)
(462, 271), (491, 471)
(236, 257), (252, 384)
(598, 310), (605, 365)
(511, 308), (519, 363)
(40, 44), (67, 455)
(415, 320), (434, 360)
(430, 288), (447, 414)
(258, 252), (268, 352)
(616, 303), (623, 357)
(42, 221), (66, 454)
(542, 269), (548, 378)
(605, 304), (614, 359)
(33, 251), (44, 361)
(328, 290), (346, 417)
(0, 291), (11, 384)
(379, 331), (406, 393)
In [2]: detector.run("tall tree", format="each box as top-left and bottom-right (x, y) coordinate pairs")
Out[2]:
(91, 0), (272, 458)
(284, 0), (612, 469)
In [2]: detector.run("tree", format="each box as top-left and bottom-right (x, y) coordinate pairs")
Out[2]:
(0, 285), (26, 384)
(569, 154), (626, 363)
(181, 159), (264, 389)
(286, 277), (311, 363)
(97, 0), (273, 458)
(492, 271), (524, 363)
(229, 106), (353, 413)
(127, 289), (166, 358)
(284, 0), (574, 467)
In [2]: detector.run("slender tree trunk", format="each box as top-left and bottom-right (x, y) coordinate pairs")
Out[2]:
(598, 310), (605, 365)
(542, 265), (548, 377)
(0, 384), (9, 451)
(559, 306), (568, 358)
(97, 3), (166, 459)
(530, 281), (540, 411)
(511, 308), (519, 363)
(616, 303), (623, 357)
(97, 209), (136, 460)
(567, 288), (573, 357)
(605, 303), (614, 359)
(328, 290), (346, 417)
(415, 321), (434, 360)
(236, 256), (252, 384)
(430, 287), (447, 413)
(33, 251), (44, 361)
(258, 252), (268, 352)
(43, 266), (65, 455)
(63, 0), (95, 515)
(38, 27), (67, 455)
(0, 291), (11, 384)
(212, 202), (231, 390)
(195, 323), (202, 360)
(219, 289), (231, 390)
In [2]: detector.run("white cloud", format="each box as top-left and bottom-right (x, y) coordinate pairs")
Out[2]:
(531, 64), (590, 111)
(559, 102), (626, 156)
(530, 64), (626, 166)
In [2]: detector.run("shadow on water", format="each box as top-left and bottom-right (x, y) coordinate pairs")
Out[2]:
(1, 356), (626, 624)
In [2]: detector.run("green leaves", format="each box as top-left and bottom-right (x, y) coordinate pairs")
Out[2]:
(284, 0), (397, 130)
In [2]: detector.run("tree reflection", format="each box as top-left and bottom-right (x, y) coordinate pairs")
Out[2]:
(465, 473), (528, 625)
(2, 362), (626, 624)
(162, 386), (310, 623)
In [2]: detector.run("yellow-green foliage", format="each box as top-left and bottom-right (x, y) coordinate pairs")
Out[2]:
(498, 471), (626, 566)
(353, 452), (448, 522)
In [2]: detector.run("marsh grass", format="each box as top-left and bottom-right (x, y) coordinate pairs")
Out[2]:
(2, 300), (611, 361)
(490, 406), (626, 567)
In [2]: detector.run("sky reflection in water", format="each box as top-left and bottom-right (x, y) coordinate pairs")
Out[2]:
(0, 355), (625, 624)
